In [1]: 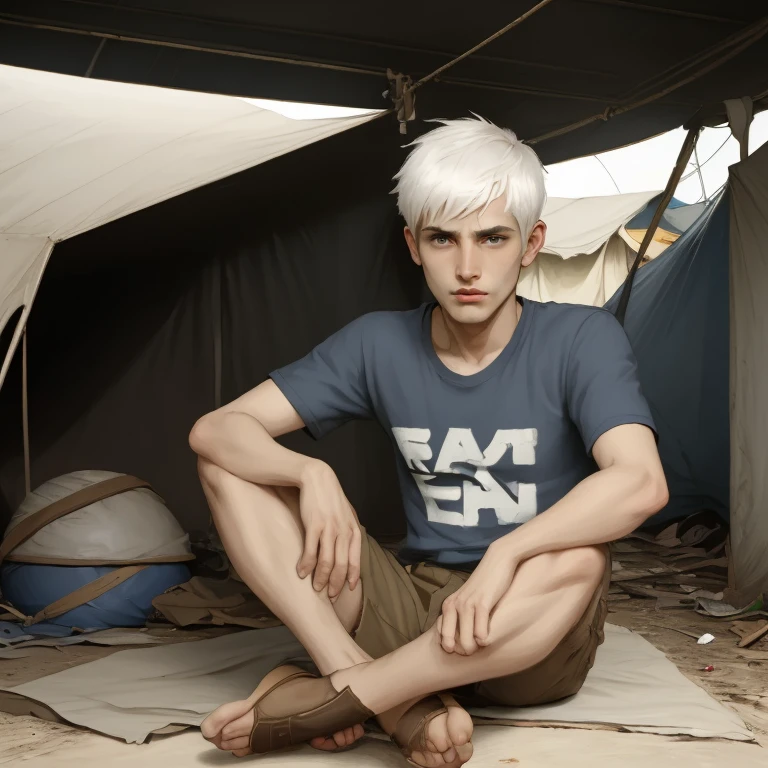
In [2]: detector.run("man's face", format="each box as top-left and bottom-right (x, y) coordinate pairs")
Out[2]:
(405, 196), (546, 325)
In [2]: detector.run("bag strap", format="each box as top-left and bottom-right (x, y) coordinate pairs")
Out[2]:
(0, 475), (152, 565)
(0, 565), (149, 627)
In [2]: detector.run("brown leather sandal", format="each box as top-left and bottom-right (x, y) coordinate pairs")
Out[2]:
(391, 693), (455, 767)
(247, 668), (375, 754)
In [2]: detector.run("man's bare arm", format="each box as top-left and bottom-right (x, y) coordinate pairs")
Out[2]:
(492, 423), (668, 562)
(189, 379), (323, 488)
(189, 380), (361, 595)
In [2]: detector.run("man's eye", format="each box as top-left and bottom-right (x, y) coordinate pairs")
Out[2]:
(486, 236), (506, 245)
(431, 235), (450, 245)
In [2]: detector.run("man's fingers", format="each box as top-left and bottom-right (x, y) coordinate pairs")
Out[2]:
(297, 525), (320, 578)
(347, 526), (362, 590)
(313, 529), (336, 591)
(459, 603), (478, 655)
(440, 602), (457, 652)
(328, 532), (350, 598)
(474, 601), (491, 646)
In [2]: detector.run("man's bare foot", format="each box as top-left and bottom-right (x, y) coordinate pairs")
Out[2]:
(200, 661), (473, 765)
(200, 664), (365, 757)
(330, 664), (474, 767)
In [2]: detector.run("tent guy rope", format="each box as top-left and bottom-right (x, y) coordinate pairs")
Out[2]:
(405, 0), (556, 94)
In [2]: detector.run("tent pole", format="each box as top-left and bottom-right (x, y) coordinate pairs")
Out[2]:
(613, 124), (701, 326)
(22, 326), (31, 498)
(212, 256), (222, 412)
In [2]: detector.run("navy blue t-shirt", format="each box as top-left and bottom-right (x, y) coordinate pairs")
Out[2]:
(270, 298), (657, 569)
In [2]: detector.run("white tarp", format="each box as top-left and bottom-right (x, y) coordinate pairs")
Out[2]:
(728, 140), (768, 598)
(518, 235), (633, 306)
(0, 624), (752, 745)
(540, 192), (659, 259)
(0, 64), (382, 389)
(5, 470), (192, 564)
(519, 192), (658, 305)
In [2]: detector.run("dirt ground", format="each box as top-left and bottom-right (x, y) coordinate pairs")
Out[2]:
(606, 597), (768, 745)
(0, 596), (766, 765)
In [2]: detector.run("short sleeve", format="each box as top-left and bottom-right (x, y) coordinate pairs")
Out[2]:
(269, 315), (373, 440)
(567, 309), (657, 455)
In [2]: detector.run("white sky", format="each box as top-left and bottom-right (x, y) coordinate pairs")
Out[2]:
(545, 112), (768, 203)
(240, 96), (768, 204)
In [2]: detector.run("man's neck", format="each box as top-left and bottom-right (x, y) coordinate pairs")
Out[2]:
(432, 294), (521, 372)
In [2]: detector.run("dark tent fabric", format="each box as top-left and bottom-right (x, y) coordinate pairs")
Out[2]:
(626, 195), (707, 235)
(604, 195), (730, 524)
(2, 1), (768, 163)
(0, 118), (424, 538)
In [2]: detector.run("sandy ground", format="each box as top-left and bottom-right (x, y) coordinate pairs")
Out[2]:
(2, 717), (766, 768)
(0, 597), (765, 766)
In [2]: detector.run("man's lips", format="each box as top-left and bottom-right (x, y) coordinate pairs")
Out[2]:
(453, 290), (487, 303)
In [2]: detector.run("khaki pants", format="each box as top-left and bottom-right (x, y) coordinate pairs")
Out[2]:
(353, 528), (611, 708)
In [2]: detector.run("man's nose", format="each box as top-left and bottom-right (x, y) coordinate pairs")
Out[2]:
(456, 243), (482, 282)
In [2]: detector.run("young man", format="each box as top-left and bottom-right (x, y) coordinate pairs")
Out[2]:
(189, 116), (667, 767)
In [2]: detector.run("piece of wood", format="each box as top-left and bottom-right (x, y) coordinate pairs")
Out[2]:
(673, 557), (728, 573)
(738, 620), (768, 648)
(730, 622), (754, 638)
(649, 624), (702, 640)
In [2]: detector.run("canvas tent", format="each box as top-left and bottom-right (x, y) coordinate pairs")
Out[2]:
(0, 64), (382, 394)
(0, 64), (426, 544)
(0, 62), (767, 607)
(598, 139), (768, 600)
(518, 192), (709, 306)
(2, 1), (768, 164)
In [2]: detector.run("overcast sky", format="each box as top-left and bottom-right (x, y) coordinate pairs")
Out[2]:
(544, 112), (768, 203)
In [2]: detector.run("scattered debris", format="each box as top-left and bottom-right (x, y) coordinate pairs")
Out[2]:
(702, 665), (715, 672)
(650, 625), (701, 640)
(695, 594), (767, 619)
(729, 620), (768, 649)
(697, 633), (716, 645)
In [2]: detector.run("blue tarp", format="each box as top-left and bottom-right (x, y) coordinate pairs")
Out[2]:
(0, 562), (191, 634)
(605, 194), (730, 525)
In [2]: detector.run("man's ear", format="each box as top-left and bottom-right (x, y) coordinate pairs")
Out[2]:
(521, 220), (547, 268)
(404, 226), (422, 266)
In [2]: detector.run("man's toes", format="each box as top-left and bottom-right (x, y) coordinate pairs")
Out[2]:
(445, 703), (473, 746)
(201, 700), (252, 740)
(333, 728), (351, 748)
(309, 724), (366, 751)
(408, 749), (438, 767)
(426, 714), (452, 753)
(220, 736), (250, 752)
(309, 735), (341, 751)
(220, 708), (255, 741)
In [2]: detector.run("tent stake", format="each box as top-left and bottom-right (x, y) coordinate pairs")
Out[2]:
(22, 326), (31, 498)
(613, 124), (700, 326)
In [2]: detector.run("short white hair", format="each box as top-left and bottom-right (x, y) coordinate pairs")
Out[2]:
(392, 115), (546, 239)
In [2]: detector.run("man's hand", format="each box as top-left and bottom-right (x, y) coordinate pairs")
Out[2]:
(296, 461), (362, 602)
(436, 542), (519, 656)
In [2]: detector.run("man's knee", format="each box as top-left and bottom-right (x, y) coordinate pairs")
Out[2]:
(500, 546), (605, 623)
(197, 457), (280, 503)
(560, 545), (606, 586)
(197, 456), (227, 486)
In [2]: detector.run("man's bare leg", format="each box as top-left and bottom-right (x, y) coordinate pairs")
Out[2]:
(197, 460), (473, 766)
(329, 543), (606, 711)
